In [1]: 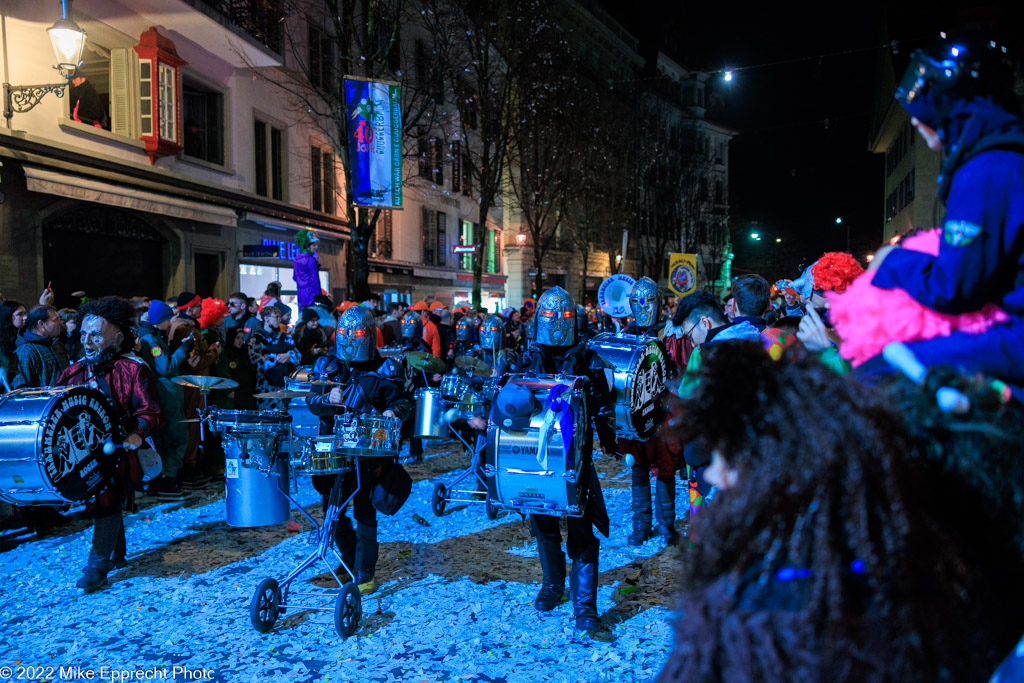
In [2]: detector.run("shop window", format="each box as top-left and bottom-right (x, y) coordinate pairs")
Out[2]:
(255, 118), (285, 200)
(182, 77), (225, 165)
(486, 228), (501, 274)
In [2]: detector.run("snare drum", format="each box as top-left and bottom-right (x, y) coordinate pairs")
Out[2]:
(0, 387), (117, 505)
(486, 375), (588, 516)
(413, 388), (448, 439)
(296, 436), (354, 475)
(586, 332), (669, 440)
(286, 366), (322, 438)
(210, 409), (292, 435)
(333, 413), (401, 457)
(440, 374), (471, 401)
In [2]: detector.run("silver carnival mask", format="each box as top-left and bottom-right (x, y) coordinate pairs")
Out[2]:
(535, 286), (576, 346)
(456, 316), (478, 342)
(336, 307), (376, 362)
(479, 315), (504, 351)
(629, 277), (660, 329)
(401, 311), (421, 340)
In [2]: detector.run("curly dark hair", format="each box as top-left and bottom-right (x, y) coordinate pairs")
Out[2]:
(658, 342), (1024, 682)
(0, 299), (26, 358)
(78, 296), (138, 355)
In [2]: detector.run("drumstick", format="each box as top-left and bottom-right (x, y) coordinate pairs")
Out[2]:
(103, 440), (132, 454)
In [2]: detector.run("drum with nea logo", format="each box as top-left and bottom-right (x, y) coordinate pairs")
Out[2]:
(586, 332), (669, 440)
(485, 374), (588, 517)
(0, 387), (117, 505)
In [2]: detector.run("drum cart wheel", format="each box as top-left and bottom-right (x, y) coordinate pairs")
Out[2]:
(250, 578), (281, 633)
(334, 582), (362, 638)
(432, 482), (448, 516)
(485, 495), (498, 521)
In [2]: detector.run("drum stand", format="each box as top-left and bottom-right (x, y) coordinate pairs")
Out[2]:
(430, 426), (498, 520)
(248, 467), (363, 639)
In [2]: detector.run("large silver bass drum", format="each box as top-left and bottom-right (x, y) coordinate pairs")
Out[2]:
(586, 332), (668, 440)
(486, 374), (588, 516)
(0, 387), (117, 505)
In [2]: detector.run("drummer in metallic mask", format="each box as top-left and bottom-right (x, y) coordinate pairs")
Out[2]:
(618, 277), (680, 547)
(57, 297), (165, 593)
(520, 286), (618, 635)
(307, 306), (413, 595)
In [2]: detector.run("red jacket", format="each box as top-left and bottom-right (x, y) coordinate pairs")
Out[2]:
(59, 356), (165, 440)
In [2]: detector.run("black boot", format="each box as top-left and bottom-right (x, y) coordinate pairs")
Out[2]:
(76, 514), (120, 593)
(534, 541), (566, 611)
(332, 514), (357, 582)
(570, 547), (602, 633)
(627, 469), (653, 546)
(654, 478), (679, 545)
(112, 515), (128, 569)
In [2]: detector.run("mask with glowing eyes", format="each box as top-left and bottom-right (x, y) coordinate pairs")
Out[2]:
(456, 316), (479, 342)
(336, 307), (376, 362)
(629, 276), (660, 329)
(534, 286), (577, 347)
(479, 315), (504, 351)
(401, 311), (422, 340)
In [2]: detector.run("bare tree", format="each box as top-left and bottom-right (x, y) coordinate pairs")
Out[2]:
(240, 0), (446, 300)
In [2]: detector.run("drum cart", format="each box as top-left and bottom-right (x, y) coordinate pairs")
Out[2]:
(248, 456), (363, 639)
(430, 424), (497, 520)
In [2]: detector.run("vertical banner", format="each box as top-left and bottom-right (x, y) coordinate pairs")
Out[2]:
(344, 77), (403, 208)
(668, 253), (698, 297)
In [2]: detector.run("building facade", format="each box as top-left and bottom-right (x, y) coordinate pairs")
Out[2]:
(0, 0), (348, 313)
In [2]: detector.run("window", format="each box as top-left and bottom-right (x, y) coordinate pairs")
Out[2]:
(436, 212), (447, 267)
(418, 136), (444, 186)
(486, 228), (501, 274)
(418, 136), (431, 179)
(460, 220), (476, 269)
(182, 77), (225, 165)
(67, 43), (115, 132)
(371, 210), (393, 259)
(462, 148), (472, 197)
(255, 118), (285, 200)
(158, 64), (176, 141)
(310, 145), (335, 213)
(433, 138), (445, 187)
(308, 24), (333, 91)
(422, 207), (435, 265)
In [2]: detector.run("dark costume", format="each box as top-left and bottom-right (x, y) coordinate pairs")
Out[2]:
(307, 352), (412, 585)
(11, 330), (69, 389)
(248, 325), (300, 412)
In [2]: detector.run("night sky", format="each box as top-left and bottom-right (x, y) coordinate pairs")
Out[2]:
(601, 0), (1023, 282)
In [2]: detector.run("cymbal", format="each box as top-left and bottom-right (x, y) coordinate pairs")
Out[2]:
(455, 355), (492, 377)
(173, 375), (239, 391)
(405, 350), (445, 374)
(304, 378), (341, 386)
(378, 344), (405, 358)
(254, 389), (314, 400)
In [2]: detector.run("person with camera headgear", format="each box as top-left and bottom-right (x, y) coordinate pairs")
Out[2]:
(866, 32), (1024, 384)
(58, 297), (164, 592)
(306, 306), (413, 595)
(518, 286), (618, 635)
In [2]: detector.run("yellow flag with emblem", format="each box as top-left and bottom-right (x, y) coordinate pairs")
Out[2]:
(668, 253), (698, 297)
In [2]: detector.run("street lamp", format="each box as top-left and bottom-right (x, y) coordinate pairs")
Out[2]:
(4, 0), (87, 127)
(516, 230), (526, 246)
(836, 216), (849, 252)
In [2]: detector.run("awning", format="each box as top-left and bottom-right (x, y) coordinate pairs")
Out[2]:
(23, 165), (238, 226)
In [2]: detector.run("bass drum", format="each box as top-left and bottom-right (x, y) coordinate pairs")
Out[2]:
(486, 374), (588, 516)
(586, 332), (668, 440)
(0, 387), (116, 505)
(286, 366), (323, 438)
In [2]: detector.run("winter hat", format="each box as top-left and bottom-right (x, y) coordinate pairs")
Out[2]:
(176, 291), (201, 310)
(148, 300), (174, 325)
(301, 308), (319, 325)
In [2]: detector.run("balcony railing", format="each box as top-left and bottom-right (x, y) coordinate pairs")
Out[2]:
(194, 0), (285, 54)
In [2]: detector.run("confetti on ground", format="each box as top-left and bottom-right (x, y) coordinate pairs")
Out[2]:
(0, 443), (686, 681)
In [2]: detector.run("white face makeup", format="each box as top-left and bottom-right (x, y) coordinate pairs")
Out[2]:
(80, 314), (122, 360)
(705, 449), (739, 491)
